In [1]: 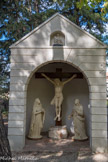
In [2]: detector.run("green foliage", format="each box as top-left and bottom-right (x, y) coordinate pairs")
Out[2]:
(0, 0), (108, 99)
(76, 0), (108, 13)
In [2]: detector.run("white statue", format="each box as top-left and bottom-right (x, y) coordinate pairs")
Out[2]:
(68, 99), (88, 140)
(42, 73), (77, 121)
(28, 98), (45, 139)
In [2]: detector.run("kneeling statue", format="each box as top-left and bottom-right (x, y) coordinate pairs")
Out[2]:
(68, 99), (88, 140)
(28, 98), (45, 139)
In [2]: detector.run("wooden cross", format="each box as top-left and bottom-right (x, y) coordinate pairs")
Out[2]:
(35, 69), (83, 79)
(35, 68), (83, 126)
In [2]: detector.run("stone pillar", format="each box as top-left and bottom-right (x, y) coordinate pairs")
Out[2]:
(90, 86), (107, 152)
(8, 88), (26, 151)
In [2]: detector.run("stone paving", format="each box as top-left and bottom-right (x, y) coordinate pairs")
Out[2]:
(12, 136), (108, 162)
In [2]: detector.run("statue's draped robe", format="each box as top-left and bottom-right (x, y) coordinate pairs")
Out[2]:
(28, 103), (45, 139)
(72, 105), (88, 140)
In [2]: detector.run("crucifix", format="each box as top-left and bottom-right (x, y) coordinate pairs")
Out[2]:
(35, 68), (83, 126)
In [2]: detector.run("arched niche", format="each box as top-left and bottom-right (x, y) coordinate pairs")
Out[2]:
(50, 31), (65, 46)
(26, 62), (90, 137)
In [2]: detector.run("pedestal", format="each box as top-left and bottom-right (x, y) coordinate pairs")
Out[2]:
(27, 135), (42, 140)
(48, 125), (68, 139)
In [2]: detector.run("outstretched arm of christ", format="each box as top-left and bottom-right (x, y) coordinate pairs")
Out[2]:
(41, 73), (55, 85)
(63, 74), (77, 85)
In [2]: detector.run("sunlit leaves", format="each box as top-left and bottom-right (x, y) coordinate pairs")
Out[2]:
(77, 0), (108, 15)
(101, 2), (108, 13)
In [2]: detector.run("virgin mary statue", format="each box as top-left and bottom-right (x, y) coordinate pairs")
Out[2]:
(28, 98), (45, 139)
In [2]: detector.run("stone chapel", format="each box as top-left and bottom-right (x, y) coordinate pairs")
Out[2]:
(8, 13), (107, 152)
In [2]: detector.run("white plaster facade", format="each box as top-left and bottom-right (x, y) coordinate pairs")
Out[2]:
(8, 13), (107, 152)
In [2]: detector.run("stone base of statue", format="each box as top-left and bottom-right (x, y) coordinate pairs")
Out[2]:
(27, 135), (42, 140)
(48, 125), (68, 139)
(72, 136), (88, 141)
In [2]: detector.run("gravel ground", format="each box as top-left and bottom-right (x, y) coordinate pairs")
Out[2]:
(12, 137), (108, 162)
(12, 151), (108, 162)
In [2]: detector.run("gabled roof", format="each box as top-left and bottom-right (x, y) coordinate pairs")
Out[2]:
(10, 13), (107, 48)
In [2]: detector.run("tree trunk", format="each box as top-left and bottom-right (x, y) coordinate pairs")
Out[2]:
(0, 109), (12, 162)
(34, 0), (39, 13)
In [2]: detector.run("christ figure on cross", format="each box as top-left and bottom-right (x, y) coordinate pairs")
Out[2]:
(42, 73), (77, 121)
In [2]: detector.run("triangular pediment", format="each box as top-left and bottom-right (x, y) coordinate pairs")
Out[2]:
(10, 13), (107, 48)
